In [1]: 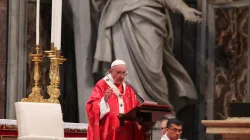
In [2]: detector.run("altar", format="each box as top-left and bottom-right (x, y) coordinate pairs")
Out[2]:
(0, 119), (87, 140)
(202, 117), (250, 140)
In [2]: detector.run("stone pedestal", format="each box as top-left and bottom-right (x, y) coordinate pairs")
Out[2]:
(202, 118), (250, 140)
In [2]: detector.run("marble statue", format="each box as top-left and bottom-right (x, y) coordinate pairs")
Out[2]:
(91, 0), (202, 112)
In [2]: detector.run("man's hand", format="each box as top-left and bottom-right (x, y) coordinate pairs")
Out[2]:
(104, 88), (112, 102)
(136, 122), (142, 130)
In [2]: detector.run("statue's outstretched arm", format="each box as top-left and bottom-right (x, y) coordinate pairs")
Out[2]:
(161, 0), (202, 23)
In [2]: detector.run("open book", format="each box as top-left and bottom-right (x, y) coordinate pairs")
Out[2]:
(140, 100), (158, 106)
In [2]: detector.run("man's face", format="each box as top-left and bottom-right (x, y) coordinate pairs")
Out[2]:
(160, 120), (168, 135)
(166, 124), (182, 140)
(110, 65), (127, 84)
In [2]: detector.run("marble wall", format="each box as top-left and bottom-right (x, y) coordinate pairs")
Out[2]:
(214, 6), (249, 120)
(205, 2), (250, 139)
(0, 0), (7, 118)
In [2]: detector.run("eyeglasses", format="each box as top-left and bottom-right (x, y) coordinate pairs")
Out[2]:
(169, 128), (183, 133)
(115, 71), (128, 76)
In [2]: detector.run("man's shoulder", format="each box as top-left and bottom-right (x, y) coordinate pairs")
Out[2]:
(160, 134), (169, 140)
(125, 84), (137, 94)
(94, 79), (107, 87)
(124, 82), (136, 92)
(96, 78), (106, 84)
(160, 134), (182, 140)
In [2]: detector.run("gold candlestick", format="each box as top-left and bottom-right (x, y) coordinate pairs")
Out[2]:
(44, 42), (56, 58)
(44, 44), (66, 104)
(22, 45), (46, 102)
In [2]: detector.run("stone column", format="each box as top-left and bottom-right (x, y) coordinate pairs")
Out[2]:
(6, 0), (27, 119)
(196, 0), (208, 140)
(0, 0), (8, 118)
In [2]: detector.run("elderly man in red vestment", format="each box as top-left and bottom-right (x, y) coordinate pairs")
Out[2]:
(86, 59), (144, 140)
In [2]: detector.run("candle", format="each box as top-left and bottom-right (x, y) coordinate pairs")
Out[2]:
(57, 0), (62, 50)
(54, 0), (58, 49)
(51, 0), (55, 43)
(36, 0), (40, 45)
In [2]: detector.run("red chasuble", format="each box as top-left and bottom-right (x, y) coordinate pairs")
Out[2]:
(86, 79), (144, 140)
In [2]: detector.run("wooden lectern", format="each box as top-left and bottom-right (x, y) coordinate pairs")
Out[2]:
(118, 104), (172, 140)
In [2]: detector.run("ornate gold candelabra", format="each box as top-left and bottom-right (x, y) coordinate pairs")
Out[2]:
(22, 43), (66, 103)
(44, 43), (66, 104)
(22, 45), (46, 102)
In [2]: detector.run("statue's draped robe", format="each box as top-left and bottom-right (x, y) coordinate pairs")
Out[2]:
(92, 0), (197, 111)
(64, 0), (95, 122)
(86, 79), (144, 140)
